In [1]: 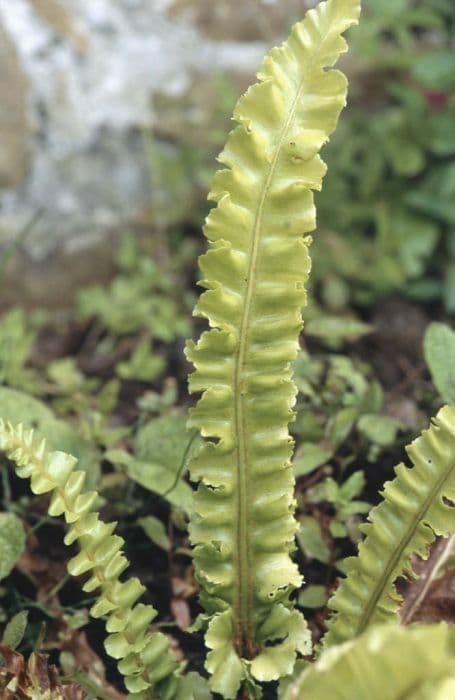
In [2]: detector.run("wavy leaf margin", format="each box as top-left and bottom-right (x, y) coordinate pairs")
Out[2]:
(282, 622), (455, 700)
(0, 420), (180, 700)
(185, 0), (361, 695)
(323, 405), (455, 648)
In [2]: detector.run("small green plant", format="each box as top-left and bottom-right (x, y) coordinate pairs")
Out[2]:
(313, 0), (455, 310)
(0, 1), (454, 698)
(77, 231), (193, 342)
(0, 308), (45, 394)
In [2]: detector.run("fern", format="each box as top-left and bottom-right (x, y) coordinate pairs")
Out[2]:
(185, 0), (361, 694)
(323, 405), (455, 648)
(0, 420), (179, 700)
(281, 623), (455, 700)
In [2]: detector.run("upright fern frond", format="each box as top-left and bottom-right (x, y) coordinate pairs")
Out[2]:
(0, 420), (179, 699)
(185, 0), (361, 694)
(323, 405), (455, 648)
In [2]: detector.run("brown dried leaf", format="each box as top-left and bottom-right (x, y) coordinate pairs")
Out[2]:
(170, 598), (191, 631)
(0, 644), (86, 699)
(400, 535), (455, 625)
(60, 630), (125, 700)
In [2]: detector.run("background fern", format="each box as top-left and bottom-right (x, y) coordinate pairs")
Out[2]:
(0, 420), (180, 699)
(323, 405), (455, 647)
(281, 623), (455, 700)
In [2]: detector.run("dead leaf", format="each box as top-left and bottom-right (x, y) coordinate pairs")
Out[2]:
(0, 644), (86, 699)
(400, 535), (455, 625)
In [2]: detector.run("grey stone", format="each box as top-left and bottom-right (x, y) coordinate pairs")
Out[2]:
(0, 0), (273, 262)
(168, 0), (312, 42)
(0, 23), (29, 188)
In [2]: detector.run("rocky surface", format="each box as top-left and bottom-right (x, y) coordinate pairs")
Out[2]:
(0, 0), (308, 259)
(0, 23), (29, 188)
(168, 0), (310, 41)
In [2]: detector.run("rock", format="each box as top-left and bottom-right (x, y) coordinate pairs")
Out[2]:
(0, 0), (270, 263)
(0, 0), (320, 274)
(0, 23), (29, 188)
(29, 0), (88, 52)
(168, 0), (314, 42)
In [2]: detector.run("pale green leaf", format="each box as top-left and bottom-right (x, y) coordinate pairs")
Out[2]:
(338, 470), (365, 501)
(298, 585), (328, 609)
(108, 450), (193, 512)
(297, 516), (331, 564)
(293, 443), (333, 477)
(2, 611), (28, 649)
(357, 414), (401, 447)
(135, 413), (199, 470)
(175, 672), (212, 700)
(283, 623), (455, 700)
(324, 405), (455, 647)
(138, 516), (171, 551)
(305, 317), (372, 341)
(0, 513), (26, 580)
(412, 50), (455, 90)
(424, 322), (455, 405)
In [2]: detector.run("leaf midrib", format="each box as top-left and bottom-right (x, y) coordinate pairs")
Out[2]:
(232, 74), (309, 653)
(356, 452), (454, 634)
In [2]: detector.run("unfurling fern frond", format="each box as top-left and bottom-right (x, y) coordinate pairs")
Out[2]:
(185, 0), (361, 694)
(0, 420), (179, 700)
(323, 405), (455, 648)
(281, 623), (455, 700)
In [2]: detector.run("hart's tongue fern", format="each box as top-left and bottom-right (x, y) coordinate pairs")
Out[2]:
(185, 0), (361, 695)
(323, 405), (455, 648)
(0, 420), (179, 699)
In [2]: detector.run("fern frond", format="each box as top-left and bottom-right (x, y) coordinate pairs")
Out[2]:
(323, 405), (455, 648)
(185, 0), (361, 694)
(0, 420), (179, 699)
(281, 623), (455, 700)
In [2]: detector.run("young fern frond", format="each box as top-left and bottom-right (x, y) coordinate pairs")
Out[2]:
(0, 420), (179, 700)
(323, 405), (455, 648)
(281, 623), (455, 700)
(185, 0), (361, 694)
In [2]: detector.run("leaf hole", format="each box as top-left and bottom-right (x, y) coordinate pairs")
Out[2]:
(264, 635), (286, 648)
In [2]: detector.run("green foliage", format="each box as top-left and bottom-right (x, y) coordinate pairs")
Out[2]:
(303, 315), (372, 346)
(0, 513), (25, 581)
(424, 322), (455, 404)
(307, 471), (370, 539)
(138, 516), (171, 552)
(185, 0), (360, 695)
(116, 340), (165, 382)
(323, 405), (455, 647)
(313, 0), (455, 309)
(297, 585), (328, 610)
(77, 232), (192, 341)
(351, 0), (453, 68)
(0, 386), (100, 489)
(2, 611), (28, 650)
(297, 516), (330, 564)
(0, 420), (180, 698)
(281, 623), (455, 700)
(0, 308), (44, 393)
(292, 351), (401, 470)
(107, 413), (199, 512)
